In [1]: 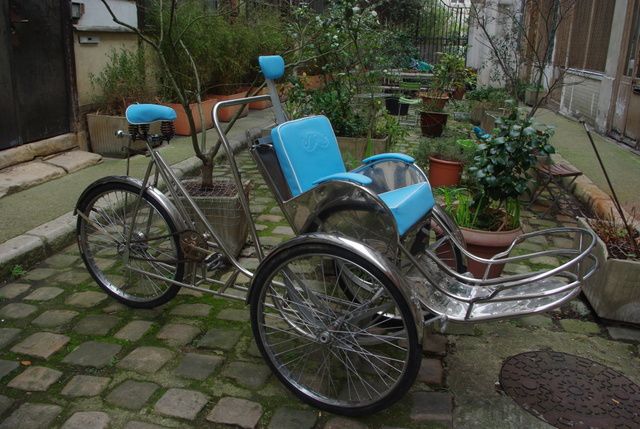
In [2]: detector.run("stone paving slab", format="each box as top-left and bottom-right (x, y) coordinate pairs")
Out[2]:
(0, 402), (62, 429)
(45, 150), (102, 174)
(106, 380), (159, 410)
(0, 161), (66, 199)
(0, 396), (13, 417)
(115, 320), (153, 341)
(156, 323), (200, 346)
(22, 287), (63, 301)
(11, 332), (69, 359)
(62, 341), (122, 368)
(60, 411), (110, 429)
(61, 374), (110, 397)
(0, 283), (30, 299)
(268, 407), (318, 429)
(0, 328), (21, 350)
(198, 328), (242, 351)
(0, 303), (38, 319)
(7, 365), (62, 391)
(206, 397), (263, 429)
(154, 388), (208, 420)
(65, 291), (107, 307)
(32, 310), (78, 328)
(0, 359), (19, 380)
(174, 353), (224, 380)
(117, 346), (174, 373)
(73, 314), (120, 336)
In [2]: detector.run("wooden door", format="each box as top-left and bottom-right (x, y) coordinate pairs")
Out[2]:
(613, 0), (640, 148)
(0, 0), (71, 150)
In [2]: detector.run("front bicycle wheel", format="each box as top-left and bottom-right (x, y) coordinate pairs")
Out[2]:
(250, 242), (421, 416)
(76, 180), (184, 308)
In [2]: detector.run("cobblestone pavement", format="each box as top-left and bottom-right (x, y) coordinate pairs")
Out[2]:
(1, 141), (639, 429)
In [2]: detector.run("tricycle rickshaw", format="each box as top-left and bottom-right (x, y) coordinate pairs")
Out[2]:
(75, 55), (598, 416)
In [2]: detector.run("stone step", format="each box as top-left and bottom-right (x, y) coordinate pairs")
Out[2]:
(0, 150), (102, 199)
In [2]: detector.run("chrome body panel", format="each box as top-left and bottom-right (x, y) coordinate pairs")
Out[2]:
(352, 159), (429, 193)
(283, 180), (400, 257)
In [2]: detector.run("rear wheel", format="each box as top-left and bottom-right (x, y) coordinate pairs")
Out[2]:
(76, 181), (184, 308)
(250, 242), (421, 416)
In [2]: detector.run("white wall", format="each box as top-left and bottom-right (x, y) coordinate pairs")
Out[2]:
(73, 0), (139, 107)
(466, 0), (524, 87)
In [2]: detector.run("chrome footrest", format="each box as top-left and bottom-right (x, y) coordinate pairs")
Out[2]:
(412, 275), (581, 322)
(407, 226), (599, 322)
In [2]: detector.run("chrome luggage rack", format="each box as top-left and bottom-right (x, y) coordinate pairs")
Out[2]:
(407, 226), (599, 322)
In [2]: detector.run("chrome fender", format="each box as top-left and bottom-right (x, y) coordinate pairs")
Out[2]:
(247, 232), (424, 342)
(74, 175), (189, 232)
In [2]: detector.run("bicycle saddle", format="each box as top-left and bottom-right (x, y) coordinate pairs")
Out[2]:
(126, 104), (177, 125)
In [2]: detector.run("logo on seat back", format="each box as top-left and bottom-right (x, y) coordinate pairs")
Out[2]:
(303, 132), (330, 153)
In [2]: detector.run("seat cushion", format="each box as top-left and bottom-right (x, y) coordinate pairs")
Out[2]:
(379, 182), (435, 236)
(271, 116), (345, 196)
(126, 104), (176, 125)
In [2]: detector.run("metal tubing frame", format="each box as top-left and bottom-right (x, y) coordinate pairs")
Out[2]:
(102, 94), (599, 328)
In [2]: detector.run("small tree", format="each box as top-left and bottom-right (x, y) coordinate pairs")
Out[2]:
(470, 0), (577, 118)
(99, 0), (264, 189)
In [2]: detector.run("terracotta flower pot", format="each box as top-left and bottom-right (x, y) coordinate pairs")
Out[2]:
(461, 226), (523, 279)
(428, 156), (462, 187)
(299, 73), (331, 90)
(419, 92), (449, 110)
(420, 111), (449, 137)
(451, 86), (465, 100)
(213, 90), (250, 123)
(163, 98), (218, 136)
(248, 87), (272, 110)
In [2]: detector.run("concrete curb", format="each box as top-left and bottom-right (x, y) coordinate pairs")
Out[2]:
(0, 126), (265, 280)
(551, 153), (637, 226)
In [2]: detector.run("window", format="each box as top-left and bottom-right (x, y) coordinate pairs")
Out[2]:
(624, 1), (640, 77)
(565, 0), (615, 72)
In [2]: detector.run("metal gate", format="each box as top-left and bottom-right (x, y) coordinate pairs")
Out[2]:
(0, 0), (72, 150)
(412, 0), (471, 64)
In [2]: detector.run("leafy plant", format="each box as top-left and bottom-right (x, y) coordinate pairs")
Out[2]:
(587, 210), (640, 261)
(465, 111), (555, 229)
(432, 53), (473, 91)
(10, 265), (26, 279)
(466, 87), (509, 104)
(415, 136), (475, 165)
(90, 48), (151, 115)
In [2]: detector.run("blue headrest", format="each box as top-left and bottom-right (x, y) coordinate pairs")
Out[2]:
(126, 104), (176, 125)
(259, 55), (285, 80)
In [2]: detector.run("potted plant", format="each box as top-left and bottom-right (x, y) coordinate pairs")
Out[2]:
(466, 87), (509, 125)
(415, 136), (474, 187)
(419, 97), (449, 138)
(524, 83), (545, 107)
(577, 215), (640, 324)
(87, 48), (157, 157)
(440, 111), (556, 278)
(431, 53), (473, 100)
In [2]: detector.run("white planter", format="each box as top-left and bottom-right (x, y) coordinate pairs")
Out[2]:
(87, 113), (159, 158)
(577, 217), (640, 324)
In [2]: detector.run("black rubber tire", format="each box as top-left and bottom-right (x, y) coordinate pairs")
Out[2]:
(249, 242), (421, 417)
(76, 180), (183, 308)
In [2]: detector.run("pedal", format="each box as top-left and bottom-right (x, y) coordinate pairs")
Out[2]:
(204, 253), (227, 271)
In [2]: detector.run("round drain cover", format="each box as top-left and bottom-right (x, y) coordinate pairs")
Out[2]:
(500, 351), (640, 428)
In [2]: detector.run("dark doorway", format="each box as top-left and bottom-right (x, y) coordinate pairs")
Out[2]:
(0, 0), (72, 150)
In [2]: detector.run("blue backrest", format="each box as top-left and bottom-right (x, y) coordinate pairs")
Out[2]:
(271, 116), (345, 197)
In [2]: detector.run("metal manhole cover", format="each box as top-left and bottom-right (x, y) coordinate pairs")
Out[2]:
(499, 351), (640, 429)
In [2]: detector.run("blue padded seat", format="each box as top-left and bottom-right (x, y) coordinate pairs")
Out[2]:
(271, 115), (346, 196)
(271, 114), (435, 236)
(126, 104), (176, 125)
(378, 182), (435, 235)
